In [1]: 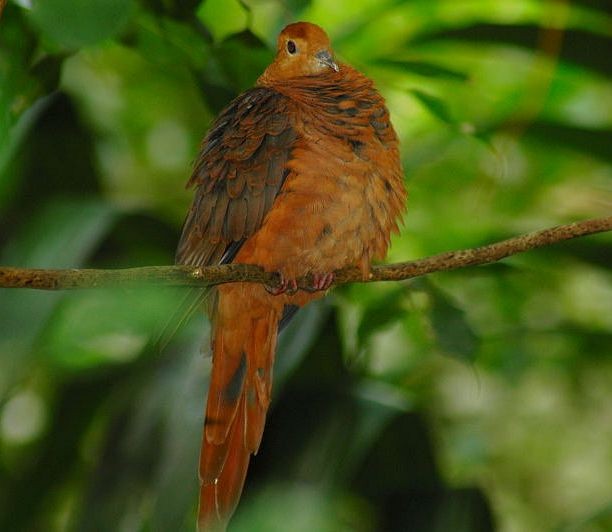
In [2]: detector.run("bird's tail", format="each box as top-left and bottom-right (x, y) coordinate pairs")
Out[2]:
(197, 297), (279, 531)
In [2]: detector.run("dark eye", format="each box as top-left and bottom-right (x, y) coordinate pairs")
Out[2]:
(286, 40), (297, 54)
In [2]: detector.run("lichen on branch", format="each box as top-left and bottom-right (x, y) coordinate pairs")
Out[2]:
(0, 216), (610, 291)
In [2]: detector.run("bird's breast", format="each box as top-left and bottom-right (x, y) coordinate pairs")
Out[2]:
(235, 127), (404, 280)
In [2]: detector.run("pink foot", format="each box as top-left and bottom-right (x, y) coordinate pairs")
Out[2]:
(265, 273), (298, 295)
(309, 272), (334, 292)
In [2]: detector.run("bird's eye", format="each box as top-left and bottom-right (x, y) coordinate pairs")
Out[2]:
(286, 40), (297, 55)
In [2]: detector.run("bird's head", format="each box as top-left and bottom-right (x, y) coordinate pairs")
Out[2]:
(259, 22), (339, 83)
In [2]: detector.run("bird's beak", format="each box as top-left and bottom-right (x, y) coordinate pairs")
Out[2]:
(316, 50), (339, 72)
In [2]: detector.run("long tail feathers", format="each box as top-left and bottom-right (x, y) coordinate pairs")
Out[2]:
(198, 395), (250, 531)
(198, 310), (278, 531)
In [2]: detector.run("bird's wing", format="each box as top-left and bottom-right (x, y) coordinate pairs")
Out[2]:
(176, 87), (297, 267)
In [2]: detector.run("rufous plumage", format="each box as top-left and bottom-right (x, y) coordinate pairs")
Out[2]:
(176, 21), (406, 530)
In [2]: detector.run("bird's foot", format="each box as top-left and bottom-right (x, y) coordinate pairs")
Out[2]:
(265, 273), (298, 295)
(265, 272), (334, 295)
(307, 272), (335, 292)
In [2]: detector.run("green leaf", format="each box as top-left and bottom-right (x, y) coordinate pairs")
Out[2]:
(233, 484), (351, 532)
(0, 97), (50, 211)
(283, 0), (313, 10)
(357, 285), (409, 349)
(409, 89), (455, 125)
(429, 285), (478, 363)
(525, 122), (612, 163)
(134, 13), (212, 71)
(29, 0), (135, 50)
(213, 30), (273, 91)
(41, 286), (177, 370)
(0, 7), (61, 200)
(2, 199), (117, 268)
(0, 199), (118, 375)
(197, 0), (248, 43)
(556, 500), (612, 532)
(415, 23), (612, 76)
(377, 58), (469, 81)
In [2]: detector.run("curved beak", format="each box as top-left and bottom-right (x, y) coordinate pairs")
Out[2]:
(315, 50), (339, 72)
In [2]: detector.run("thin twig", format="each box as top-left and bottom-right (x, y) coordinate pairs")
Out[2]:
(0, 217), (610, 291)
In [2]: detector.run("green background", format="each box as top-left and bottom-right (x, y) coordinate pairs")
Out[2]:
(1, 0), (611, 530)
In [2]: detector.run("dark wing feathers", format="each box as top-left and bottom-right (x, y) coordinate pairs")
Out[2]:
(176, 88), (297, 266)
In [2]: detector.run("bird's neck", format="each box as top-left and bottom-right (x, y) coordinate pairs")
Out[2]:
(259, 64), (366, 94)
(257, 65), (377, 118)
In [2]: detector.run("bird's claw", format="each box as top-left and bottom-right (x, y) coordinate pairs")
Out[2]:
(265, 274), (298, 295)
(307, 272), (334, 292)
(265, 272), (334, 295)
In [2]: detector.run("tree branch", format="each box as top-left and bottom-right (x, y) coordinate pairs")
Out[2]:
(0, 216), (610, 291)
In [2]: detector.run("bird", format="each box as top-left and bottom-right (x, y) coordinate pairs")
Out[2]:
(176, 21), (406, 531)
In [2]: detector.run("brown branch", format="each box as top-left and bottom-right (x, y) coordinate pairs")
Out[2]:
(0, 217), (610, 291)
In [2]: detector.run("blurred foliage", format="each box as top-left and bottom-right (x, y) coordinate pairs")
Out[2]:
(1, 1), (611, 531)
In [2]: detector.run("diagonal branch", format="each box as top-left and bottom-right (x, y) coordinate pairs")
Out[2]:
(0, 216), (610, 291)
